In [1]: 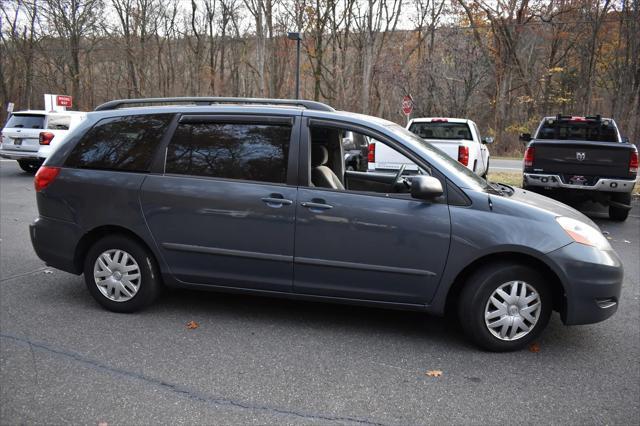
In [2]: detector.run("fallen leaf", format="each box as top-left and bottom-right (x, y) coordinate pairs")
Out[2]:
(426, 370), (443, 377)
(529, 342), (540, 353)
(186, 320), (199, 330)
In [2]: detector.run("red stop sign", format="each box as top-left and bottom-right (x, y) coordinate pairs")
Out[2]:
(56, 95), (73, 108)
(402, 95), (413, 116)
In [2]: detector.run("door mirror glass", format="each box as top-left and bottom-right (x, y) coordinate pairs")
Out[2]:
(482, 136), (494, 144)
(622, 136), (630, 143)
(519, 133), (531, 142)
(411, 176), (443, 200)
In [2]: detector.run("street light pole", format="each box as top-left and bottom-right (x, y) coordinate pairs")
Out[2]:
(287, 32), (302, 99)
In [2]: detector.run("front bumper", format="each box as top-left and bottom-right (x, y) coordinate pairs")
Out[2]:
(547, 243), (623, 325)
(524, 173), (636, 193)
(0, 148), (40, 161)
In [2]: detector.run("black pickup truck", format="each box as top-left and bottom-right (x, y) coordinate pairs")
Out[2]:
(520, 115), (638, 221)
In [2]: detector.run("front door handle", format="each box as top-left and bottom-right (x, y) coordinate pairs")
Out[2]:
(301, 201), (333, 211)
(261, 195), (293, 208)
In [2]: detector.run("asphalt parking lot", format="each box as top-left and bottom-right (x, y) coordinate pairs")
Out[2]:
(1, 160), (638, 425)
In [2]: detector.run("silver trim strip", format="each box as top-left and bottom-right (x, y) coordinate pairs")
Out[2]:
(162, 243), (293, 262)
(162, 242), (436, 276)
(295, 256), (436, 276)
(524, 173), (636, 193)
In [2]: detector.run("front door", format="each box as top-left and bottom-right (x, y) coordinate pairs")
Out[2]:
(293, 121), (451, 304)
(141, 115), (299, 292)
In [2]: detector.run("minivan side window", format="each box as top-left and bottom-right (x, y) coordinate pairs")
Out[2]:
(165, 122), (291, 184)
(65, 114), (173, 172)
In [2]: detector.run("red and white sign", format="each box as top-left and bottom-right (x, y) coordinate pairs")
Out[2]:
(402, 95), (413, 116)
(56, 95), (73, 108)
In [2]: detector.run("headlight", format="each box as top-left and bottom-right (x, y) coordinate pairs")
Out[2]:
(556, 216), (611, 250)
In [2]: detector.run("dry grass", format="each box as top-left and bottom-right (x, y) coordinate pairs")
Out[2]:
(487, 172), (523, 188)
(487, 171), (640, 196)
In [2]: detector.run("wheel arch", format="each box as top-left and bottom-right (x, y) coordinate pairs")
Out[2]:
(443, 251), (566, 317)
(73, 225), (158, 274)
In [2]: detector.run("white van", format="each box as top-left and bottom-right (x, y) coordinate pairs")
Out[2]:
(1, 110), (86, 173)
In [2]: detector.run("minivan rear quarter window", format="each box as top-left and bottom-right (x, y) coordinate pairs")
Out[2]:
(65, 114), (173, 172)
(166, 122), (291, 184)
(6, 114), (45, 129)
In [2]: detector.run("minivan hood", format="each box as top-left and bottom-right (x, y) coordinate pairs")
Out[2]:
(499, 186), (599, 228)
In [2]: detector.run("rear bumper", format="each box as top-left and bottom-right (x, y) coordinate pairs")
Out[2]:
(0, 148), (40, 161)
(30, 216), (83, 274)
(547, 243), (623, 325)
(524, 173), (636, 193)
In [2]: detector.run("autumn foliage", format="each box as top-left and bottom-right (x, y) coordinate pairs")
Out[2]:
(1, 0), (638, 154)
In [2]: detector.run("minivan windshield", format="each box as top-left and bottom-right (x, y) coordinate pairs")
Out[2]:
(386, 124), (489, 190)
(5, 114), (45, 129)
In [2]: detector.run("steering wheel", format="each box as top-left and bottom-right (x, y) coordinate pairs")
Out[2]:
(389, 164), (406, 192)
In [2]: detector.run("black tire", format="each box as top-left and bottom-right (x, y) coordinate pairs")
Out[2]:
(83, 235), (161, 313)
(17, 159), (41, 174)
(458, 262), (552, 352)
(609, 193), (631, 222)
(481, 158), (490, 179)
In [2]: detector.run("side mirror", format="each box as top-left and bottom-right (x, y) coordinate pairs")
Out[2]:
(622, 136), (629, 143)
(519, 133), (531, 142)
(411, 176), (443, 200)
(482, 136), (494, 144)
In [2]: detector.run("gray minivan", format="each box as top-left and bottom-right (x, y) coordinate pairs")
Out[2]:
(30, 97), (623, 351)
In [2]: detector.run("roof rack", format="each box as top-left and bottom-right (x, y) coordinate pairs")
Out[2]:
(94, 97), (335, 112)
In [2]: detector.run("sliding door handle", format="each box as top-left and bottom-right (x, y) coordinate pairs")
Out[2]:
(261, 197), (293, 207)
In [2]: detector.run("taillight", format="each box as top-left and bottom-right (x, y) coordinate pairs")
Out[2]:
(630, 150), (639, 175)
(39, 132), (55, 145)
(34, 166), (60, 192)
(431, 118), (448, 122)
(458, 145), (469, 166)
(524, 146), (535, 168)
(368, 142), (376, 162)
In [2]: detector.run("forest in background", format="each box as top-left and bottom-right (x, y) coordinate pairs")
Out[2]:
(1, 0), (638, 154)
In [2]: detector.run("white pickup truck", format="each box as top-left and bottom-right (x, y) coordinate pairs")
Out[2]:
(1, 110), (86, 173)
(369, 117), (492, 177)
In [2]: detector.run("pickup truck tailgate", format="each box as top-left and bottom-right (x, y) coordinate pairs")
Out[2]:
(532, 141), (633, 178)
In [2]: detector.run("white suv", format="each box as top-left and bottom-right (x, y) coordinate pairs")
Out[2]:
(1, 110), (86, 173)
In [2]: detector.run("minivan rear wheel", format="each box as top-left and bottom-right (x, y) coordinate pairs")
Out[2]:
(84, 235), (161, 313)
(458, 263), (552, 352)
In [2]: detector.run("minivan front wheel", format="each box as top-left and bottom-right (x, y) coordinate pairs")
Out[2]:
(458, 263), (552, 351)
(84, 235), (160, 313)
